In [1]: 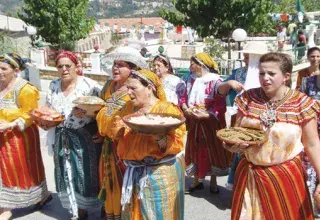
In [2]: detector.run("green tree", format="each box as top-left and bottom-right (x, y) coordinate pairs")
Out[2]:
(19, 0), (95, 50)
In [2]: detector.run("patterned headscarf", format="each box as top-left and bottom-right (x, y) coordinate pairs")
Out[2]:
(130, 69), (166, 101)
(191, 53), (219, 73)
(153, 54), (174, 74)
(0, 53), (26, 71)
(56, 51), (83, 75)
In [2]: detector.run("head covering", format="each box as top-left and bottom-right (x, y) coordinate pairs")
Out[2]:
(191, 53), (219, 73)
(56, 51), (83, 75)
(153, 54), (174, 73)
(0, 53), (26, 71)
(100, 46), (149, 73)
(130, 69), (166, 101)
(241, 42), (269, 55)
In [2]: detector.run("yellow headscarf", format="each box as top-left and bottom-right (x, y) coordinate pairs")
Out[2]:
(192, 53), (219, 73)
(130, 69), (167, 101)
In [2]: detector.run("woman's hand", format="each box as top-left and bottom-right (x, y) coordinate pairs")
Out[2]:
(222, 141), (249, 153)
(93, 132), (104, 143)
(35, 120), (56, 131)
(190, 109), (210, 120)
(228, 80), (244, 92)
(314, 184), (320, 209)
(72, 107), (87, 118)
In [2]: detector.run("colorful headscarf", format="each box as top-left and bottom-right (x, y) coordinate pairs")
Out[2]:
(56, 51), (83, 75)
(192, 53), (219, 73)
(153, 54), (174, 74)
(0, 53), (26, 71)
(130, 69), (167, 101)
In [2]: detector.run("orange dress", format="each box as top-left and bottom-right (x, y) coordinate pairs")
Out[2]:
(0, 78), (49, 208)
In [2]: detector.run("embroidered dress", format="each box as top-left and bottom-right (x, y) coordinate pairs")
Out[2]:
(46, 77), (102, 217)
(301, 75), (320, 216)
(180, 73), (232, 179)
(97, 80), (130, 220)
(232, 88), (317, 220)
(162, 74), (185, 105)
(104, 101), (186, 220)
(0, 78), (49, 208)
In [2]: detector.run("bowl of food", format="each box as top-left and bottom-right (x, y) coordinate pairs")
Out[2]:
(122, 113), (186, 135)
(216, 127), (266, 146)
(72, 96), (106, 117)
(31, 106), (65, 127)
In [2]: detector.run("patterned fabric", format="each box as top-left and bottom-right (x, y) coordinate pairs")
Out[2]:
(232, 156), (313, 220)
(224, 67), (247, 106)
(46, 76), (102, 216)
(192, 53), (219, 73)
(162, 74), (185, 105)
(296, 68), (311, 90)
(97, 80), (130, 219)
(0, 79), (49, 208)
(180, 74), (232, 178)
(232, 88), (318, 219)
(0, 53), (26, 70)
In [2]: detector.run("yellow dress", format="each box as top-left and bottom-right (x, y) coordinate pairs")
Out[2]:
(105, 100), (186, 220)
(232, 88), (316, 220)
(0, 78), (49, 208)
(96, 81), (130, 218)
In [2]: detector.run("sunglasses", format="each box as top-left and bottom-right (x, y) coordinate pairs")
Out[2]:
(57, 64), (73, 69)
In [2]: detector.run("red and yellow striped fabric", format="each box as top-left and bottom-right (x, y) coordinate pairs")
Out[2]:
(232, 155), (314, 220)
(0, 124), (45, 189)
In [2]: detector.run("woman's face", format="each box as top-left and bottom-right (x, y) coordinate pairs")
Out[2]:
(308, 50), (320, 66)
(259, 61), (290, 96)
(190, 59), (202, 76)
(126, 77), (152, 107)
(0, 62), (18, 86)
(56, 58), (77, 82)
(112, 60), (131, 83)
(153, 59), (169, 78)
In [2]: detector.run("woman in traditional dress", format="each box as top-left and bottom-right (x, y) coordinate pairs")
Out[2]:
(0, 53), (51, 220)
(180, 53), (233, 193)
(225, 52), (320, 219)
(300, 73), (320, 217)
(296, 47), (320, 90)
(97, 46), (148, 220)
(152, 54), (185, 104)
(102, 69), (185, 219)
(41, 51), (102, 219)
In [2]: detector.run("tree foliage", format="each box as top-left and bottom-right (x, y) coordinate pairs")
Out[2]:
(159, 0), (276, 39)
(19, 0), (95, 49)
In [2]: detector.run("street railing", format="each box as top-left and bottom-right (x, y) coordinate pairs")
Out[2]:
(282, 45), (309, 65)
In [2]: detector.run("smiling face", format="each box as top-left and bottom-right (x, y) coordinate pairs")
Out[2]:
(259, 61), (290, 97)
(0, 62), (18, 86)
(308, 50), (320, 67)
(56, 58), (77, 82)
(153, 59), (169, 78)
(112, 60), (132, 84)
(126, 77), (153, 107)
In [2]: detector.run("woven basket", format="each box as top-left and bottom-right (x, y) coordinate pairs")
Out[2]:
(31, 111), (65, 127)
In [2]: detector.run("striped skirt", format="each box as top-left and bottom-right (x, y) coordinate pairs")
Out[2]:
(232, 155), (314, 220)
(0, 124), (49, 208)
(185, 116), (232, 178)
(125, 155), (185, 220)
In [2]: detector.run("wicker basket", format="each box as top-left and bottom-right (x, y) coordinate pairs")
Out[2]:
(122, 113), (186, 135)
(31, 111), (65, 128)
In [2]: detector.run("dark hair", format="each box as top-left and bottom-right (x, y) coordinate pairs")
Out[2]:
(298, 30), (304, 35)
(127, 62), (138, 70)
(259, 52), (293, 74)
(307, 47), (320, 57)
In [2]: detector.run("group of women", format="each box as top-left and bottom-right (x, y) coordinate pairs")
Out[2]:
(1, 46), (320, 220)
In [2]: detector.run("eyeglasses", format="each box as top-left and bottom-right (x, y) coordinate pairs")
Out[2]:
(57, 64), (73, 69)
(113, 62), (129, 68)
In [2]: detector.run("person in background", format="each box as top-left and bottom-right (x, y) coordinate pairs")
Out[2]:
(0, 53), (51, 220)
(39, 51), (102, 220)
(97, 46), (148, 220)
(180, 53), (233, 194)
(296, 47), (320, 90)
(140, 47), (148, 58)
(104, 69), (186, 219)
(277, 25), (286, 52)
(297, 30), (307, 60)
(225, 52), (320, 219)
(152, 54), (185, 105)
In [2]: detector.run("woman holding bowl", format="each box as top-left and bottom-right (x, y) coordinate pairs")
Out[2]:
(41, 51), (102, 219)
(0, 53), (51, 220)
(226, 52), (320, 219)
(97, 46), (148, 219)
(101, 69), (186, 219)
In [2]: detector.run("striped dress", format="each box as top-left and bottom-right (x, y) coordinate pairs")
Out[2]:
(0, 78), (49, 208)
(232, 88), (317, 220)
